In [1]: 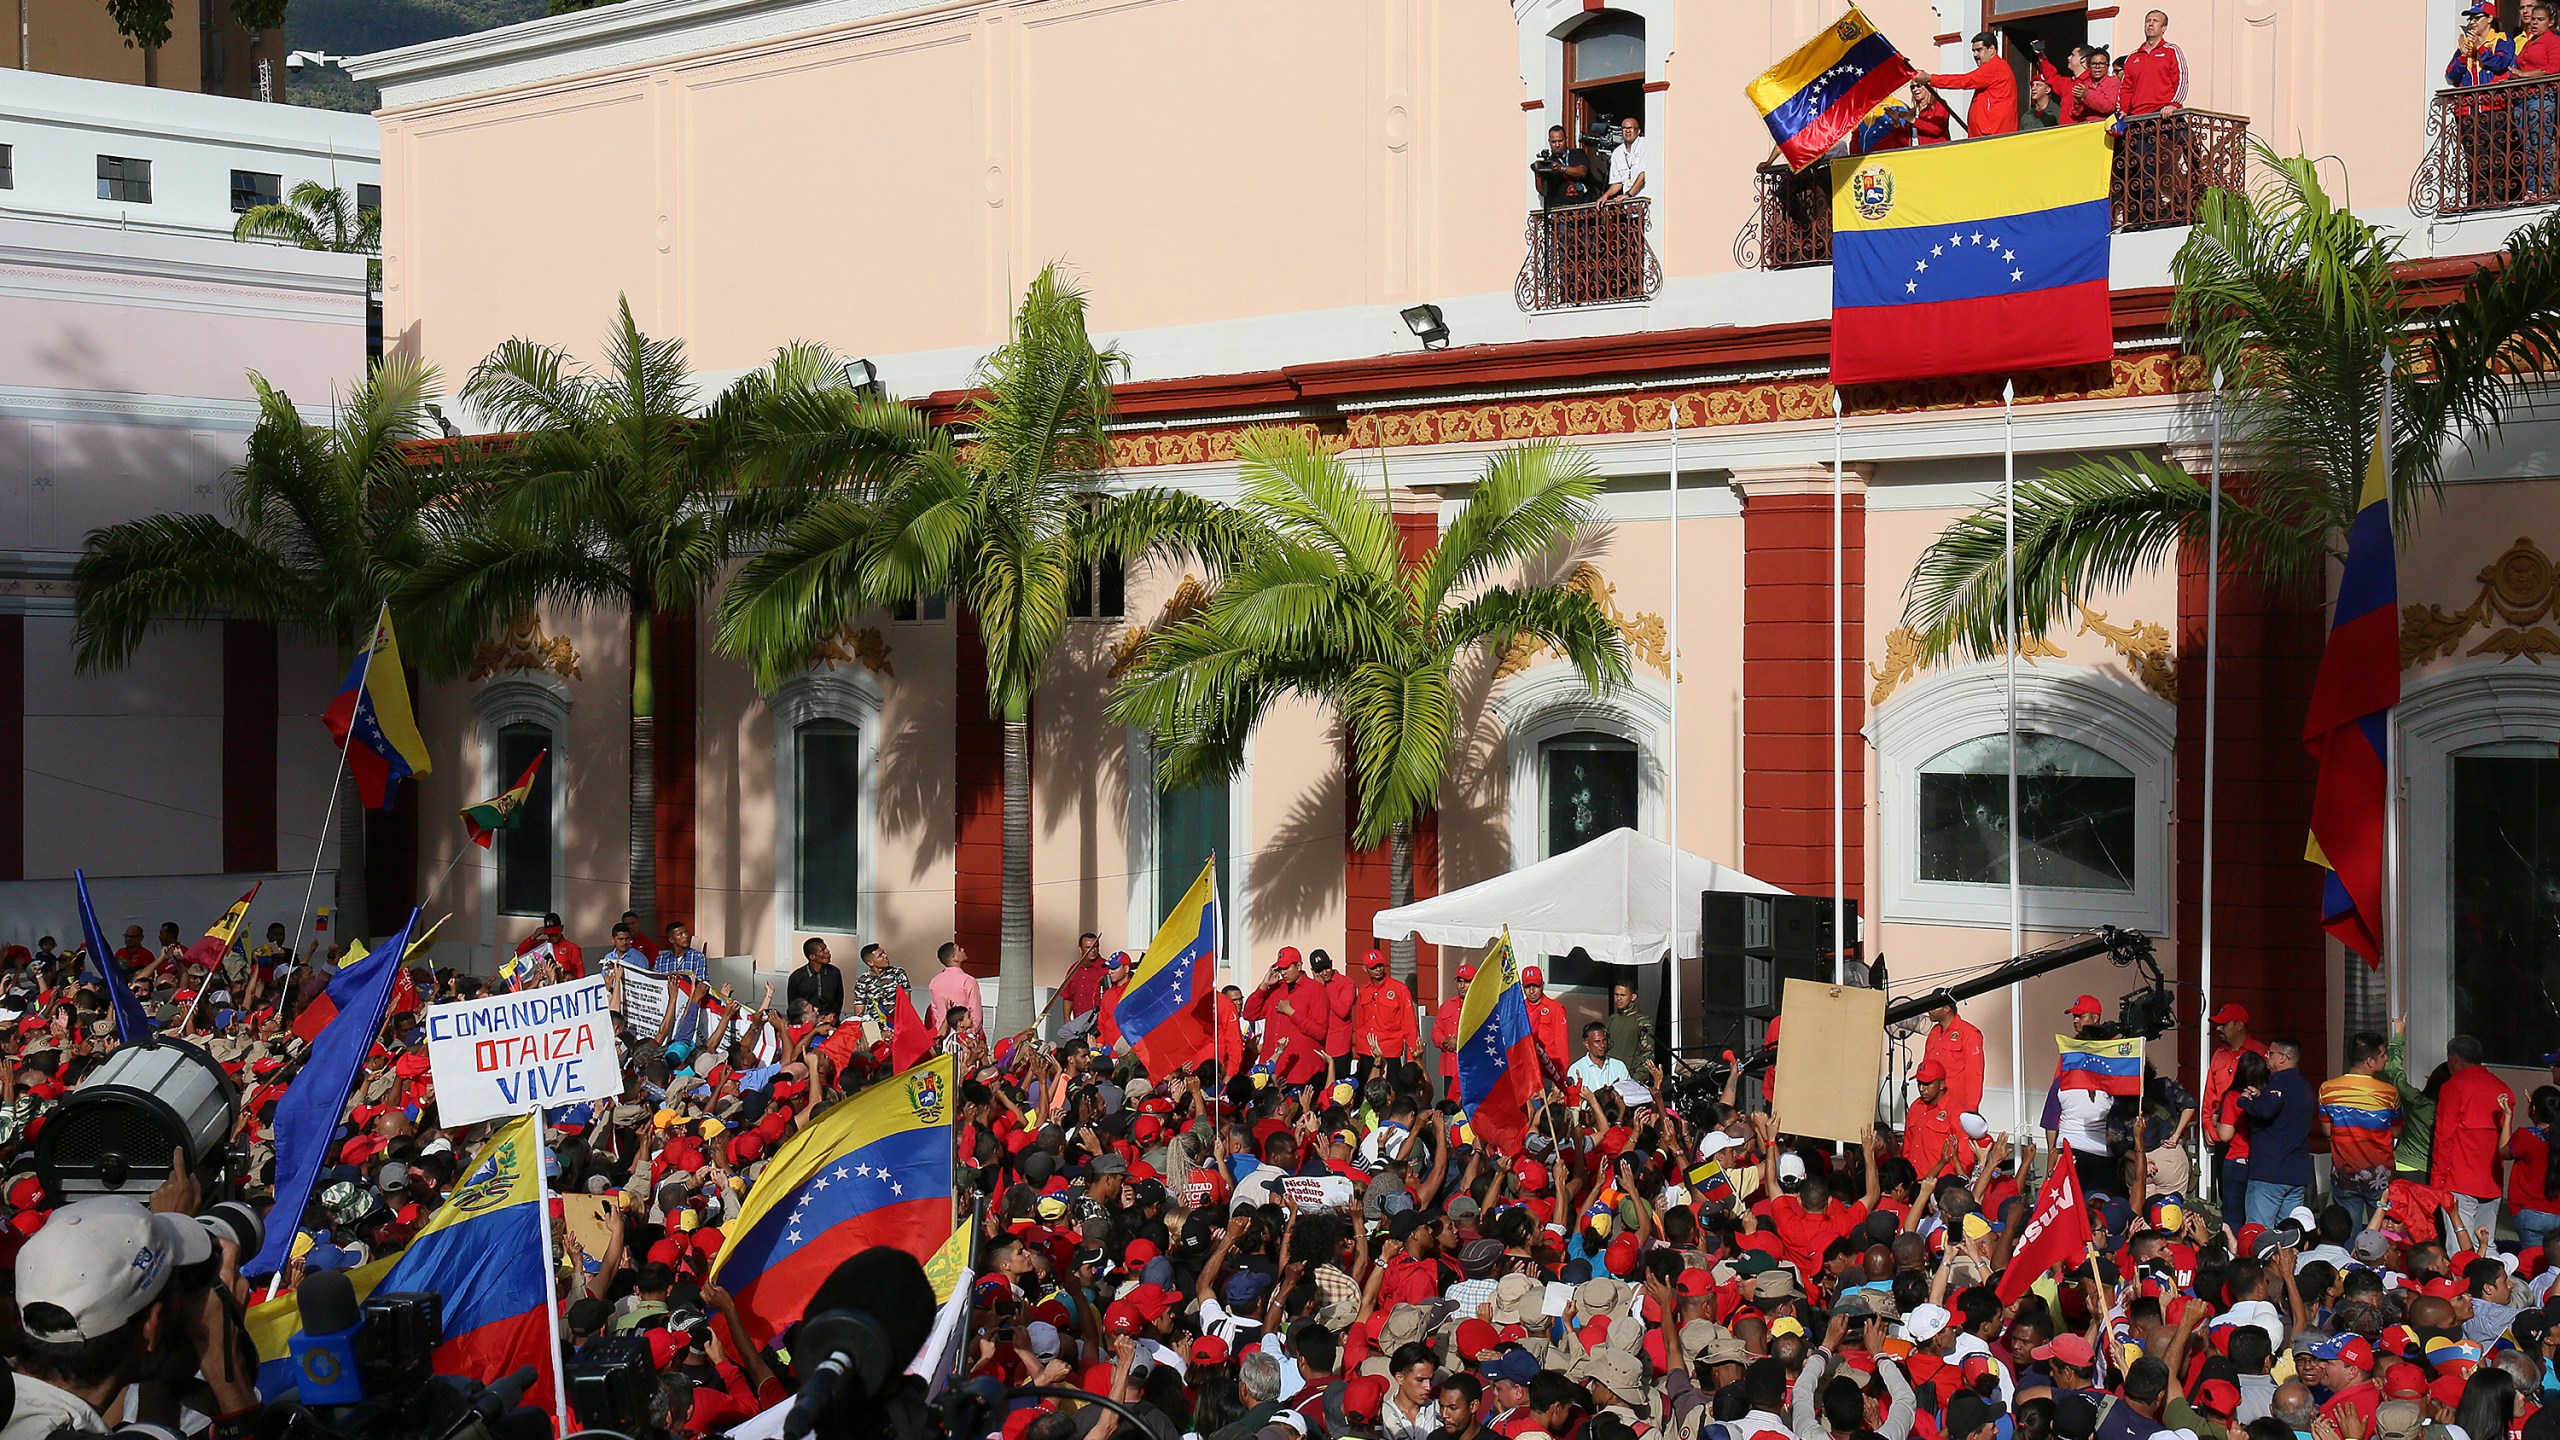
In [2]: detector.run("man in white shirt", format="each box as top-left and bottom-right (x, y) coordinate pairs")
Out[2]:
(1568, 1021), (1634, 1096)
(1600, 115), (1647, 202)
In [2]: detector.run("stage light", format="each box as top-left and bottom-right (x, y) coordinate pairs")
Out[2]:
(1400, 304), (1450, 350)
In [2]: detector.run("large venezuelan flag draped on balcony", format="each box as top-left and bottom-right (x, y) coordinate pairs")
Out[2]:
(1746, 8), (1919, 172)
(1829, 125), (2115, 385)
(2304, 407), (2399, 966)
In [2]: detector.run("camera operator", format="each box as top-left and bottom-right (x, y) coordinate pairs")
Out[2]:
(6, 1192), (260, 1440)
(1529, 123), (1593, 209)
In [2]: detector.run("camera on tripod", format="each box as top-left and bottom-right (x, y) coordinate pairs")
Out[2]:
(287, 1268), (443, 1405)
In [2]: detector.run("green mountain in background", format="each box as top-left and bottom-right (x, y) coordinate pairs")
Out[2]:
(283, 0), (546, 111)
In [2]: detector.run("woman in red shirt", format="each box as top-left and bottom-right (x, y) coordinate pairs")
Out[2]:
(1910, 81), (1956, 146)
(2216, 1050), (2264, 1209)
(2508, 1086), (2560, 1253)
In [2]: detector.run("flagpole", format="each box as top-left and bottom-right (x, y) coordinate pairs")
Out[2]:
(292, 602), (389, 959)
(2005, 380), (2025, 1140)
(530, 1108), (575, 1436)
(2199, 367), (2224, 1201)
(1667, 394), (1684, 1055)
(1832, 389), (1846, 995)
(2381, 348), (2405, 1024)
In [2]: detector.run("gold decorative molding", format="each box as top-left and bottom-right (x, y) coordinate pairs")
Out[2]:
(2076, 606), (2178, 702)
(467, 609), (581, 682)
(1491, 562), (1671, 680)
(1868, 625), (2066, 707)
(811, 624), (893, 677)
(1107, 575), (1212, 677)
(2402, 537), (2560, 668)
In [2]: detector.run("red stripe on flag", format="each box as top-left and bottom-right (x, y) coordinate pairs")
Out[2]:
(432, 1310), (562, 1422)
(1469, 1035), (1545, 1156)
(1779, 59), (1918, 170)
(290, 994), (340, 1044)
(1832, 280), (2113, 387)
(728, 1195), (949, 1348)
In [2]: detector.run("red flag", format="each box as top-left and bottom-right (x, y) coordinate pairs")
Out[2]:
(1995, 1141), (2096, 1303)
(890, 984), (933, 1073)
(183, 883), (260, 971)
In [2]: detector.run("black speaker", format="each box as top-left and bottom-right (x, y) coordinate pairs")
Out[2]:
(1768, 895), (1862, 964)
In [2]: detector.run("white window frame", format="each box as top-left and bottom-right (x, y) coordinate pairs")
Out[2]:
(770, 668), (883, 965)
(472, 675), (570, 941)
(1870, 660), (2173, 931)
(1495, 659), (1672, 871)
(2398, 661), (2560, 1064)
(1515, 0), (1674, 244)
(1123, 730), (1252, 981)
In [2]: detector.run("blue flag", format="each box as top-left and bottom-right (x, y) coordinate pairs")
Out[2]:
(74, 870), (155, 1044)
(245, 906), (420, 1278)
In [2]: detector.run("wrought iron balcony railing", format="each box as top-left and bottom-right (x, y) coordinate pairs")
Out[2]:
(1515, 198), (1664, 311)
(1736, 110), (2252, 269)
(2413, 72), (2560, 218)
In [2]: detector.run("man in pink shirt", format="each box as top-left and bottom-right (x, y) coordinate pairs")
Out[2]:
(925, 939), (980, 1034)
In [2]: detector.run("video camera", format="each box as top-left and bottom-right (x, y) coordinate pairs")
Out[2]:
(269, 1273), (543, 1440)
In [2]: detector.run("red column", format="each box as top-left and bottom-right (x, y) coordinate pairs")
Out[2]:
(652, 610), (699, 929)
(1738, 470), (1868, 899)
(2176, 544), (2329, 1066)
(222, 620), (278, 874)
(0, 616), (20, 882)
(1345, 511), (1442, 1003)
(952, 608), (1007, 977)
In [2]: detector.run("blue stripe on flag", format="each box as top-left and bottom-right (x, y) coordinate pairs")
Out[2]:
(1834, 199), (2111, 308)
(1761, 31), (1906, 141)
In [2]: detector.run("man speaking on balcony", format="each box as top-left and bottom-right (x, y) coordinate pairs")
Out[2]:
(1926, 32), (2021, 138)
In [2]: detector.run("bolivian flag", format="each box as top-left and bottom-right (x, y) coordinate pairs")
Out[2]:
(461, 750), (545, 849)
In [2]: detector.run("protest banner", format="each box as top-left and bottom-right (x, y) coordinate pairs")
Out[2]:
(614, 960), (672, 1035)
(425, 974), (625, 1126)
(1278, 1175), (1356, 1213)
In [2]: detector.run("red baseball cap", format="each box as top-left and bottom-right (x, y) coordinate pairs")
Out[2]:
(1455, 1318), (1504, 1360)
(2421, 1277), (2468, 1301)
(2068, 995), (2104, 1016)
(1125, 1239), (1160, 1267)
(2210, 1003), (2250, 1024)
(1677, 1267), (1715, 1298)
(1276, 946), (1302, 967)
(1456, 964), (1477, 981)
(2432, 1375), (2470, 1411)
(1915, 1058), (1948, 1084)
(2384, 1364), (2431, 1400)
(1365, 950), (1386, 968)
(1522, 966), (1544, 986)
(2032, 1334), (2097, 1369)
(1190, 1335), (1230, 1367)
(1342, 1375), (1388, 1425)
(2193, 1380), (2240, 1419)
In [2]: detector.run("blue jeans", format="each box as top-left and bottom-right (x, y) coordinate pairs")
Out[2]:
(2247, 1180), (2305, 1230)
(2520, 91), (2558, 197)
(2516, 1209), (2560, 1253)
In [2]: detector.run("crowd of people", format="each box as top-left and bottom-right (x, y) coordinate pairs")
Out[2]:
(2444, 0), (2560, 205)
(10, 907), (2560, 1440)
(1850, 9), (2187, 153)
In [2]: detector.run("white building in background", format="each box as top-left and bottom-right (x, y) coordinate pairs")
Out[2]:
(0, 69), (378, 944)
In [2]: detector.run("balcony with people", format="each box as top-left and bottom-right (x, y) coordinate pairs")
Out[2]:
(2414, 0), (2560, 218)
(1515, 9), (1663, 312)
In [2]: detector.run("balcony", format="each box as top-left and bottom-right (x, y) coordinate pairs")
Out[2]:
(1738, 110), (2253, 270)
(1516, 198), (1663, 311)
(2413, 73), (2560, 218)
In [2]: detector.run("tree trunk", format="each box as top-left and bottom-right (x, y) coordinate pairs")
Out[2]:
(143, 43), (159, 88)
(995, 707), (1034, 1035)
(1388, 818), (1416, 984)
(333, 767), (369, 944)
(629, 608), (658, 944)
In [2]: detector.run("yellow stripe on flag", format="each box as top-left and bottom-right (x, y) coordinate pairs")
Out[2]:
(1746, 7), (1889, 115)
(1833, 125), (2112, 233)
(923, 1223), (971, 1304)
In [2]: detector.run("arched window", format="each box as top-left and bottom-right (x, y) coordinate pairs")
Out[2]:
(796, 718), (863, 929)
(493, 721), (555, 917)
(1565, 13), (1647, 147)
(1122, 733), (1249, 968)
(1542, 732), (1640, 859)
(473, 675), (569, 929)
(770, 670), (881, 956)
(1916, 733), (2136, 891)
(2449, 740), (2560, 1064)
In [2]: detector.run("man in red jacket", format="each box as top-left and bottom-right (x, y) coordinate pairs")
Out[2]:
(2432, 1033), (2517, 1235)
(1352, 949), (1416, 1084)
(1242, 947), (1330, 1085)
(1928, 32), (2021, 139)
(1309, 949), (1357, 1083)
(1521, 967), (1569, 1078)
(2119, 10), (2188, 117)
(1431, 961), (1474, 1100)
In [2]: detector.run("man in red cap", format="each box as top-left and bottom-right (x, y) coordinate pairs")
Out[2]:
(1904, 1057), (1976, 1179)
(1432, 960), (1476, 1099)
(1521, 966), (1568, 1077)
(1352, 949), (1416, 1085)
(1243, 948), (1330, 1085)
(2201, 1002), (2268, 1160)
(1922, 988), (1986, 1117)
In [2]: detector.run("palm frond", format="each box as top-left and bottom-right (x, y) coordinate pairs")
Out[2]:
(71, 514), (304, 669)
(2402, 206), (2560, 508)
(1233, 429), (1401, 581)
(1442, 585), (1629, 693)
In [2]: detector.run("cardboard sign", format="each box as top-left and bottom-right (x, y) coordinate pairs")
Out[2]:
(1278, 1175), (1356, 1213)
(562, 1193), (617, 1274)
(426, 974), (625, 1126)
(1769, 977), (1887, 1146)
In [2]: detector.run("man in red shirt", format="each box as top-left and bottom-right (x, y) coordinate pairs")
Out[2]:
(2432, 1033), (2517, 1234)
(1928, 32), (2021, 138)
(1520, 967), (1568, 1079)
(1761, 1131), (1881, 1277)
(1352, 949), (1416, 1083)
(1904, 1058), (1977, 1180)
(113, 924), (153, 978)
(514, 913), (584, 980)
(2119, 10), (2188, 117)
(2311, 1334), (2382, 1434)
(1922, 989), (1986, 1117)
(1242, 948), (1329, 1085)
(1308, 950), (1357, 1083)
(1431, 962), (1474, 1099)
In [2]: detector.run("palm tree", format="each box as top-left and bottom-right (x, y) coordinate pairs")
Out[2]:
(234, 181), (382, 271)
(1109, 428), (1630, 981)
(416, 302), (920, 944)
(71, 355), (468, 938)
(719, 266), (1240, 1033)
(1902, 149), (2560, 658)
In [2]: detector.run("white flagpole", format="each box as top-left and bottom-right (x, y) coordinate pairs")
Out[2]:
(2201, 368), (2224, 1199)
(1668, 397), (1684, 1053)
(2005, 380), (2025, 1140)
(1832, 389), (1847, 987)
(2382, 348), (2406, 1023)
(532, 1110), (575, 1436)
(293, 602), (389, 958)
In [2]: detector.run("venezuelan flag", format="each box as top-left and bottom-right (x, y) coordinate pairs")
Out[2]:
(710, 1052), (957, 1346)
(323, 612), (432, 809)
(2054, 1034), (2144, 1096)
(1687, 1158), (1736, 1208)
(1747, 8), (1920, 171)
(1830, 125), (2115, 386)
(2319, 1072), (2401, 1174)
(182, 883), (259, 971)
(1118, 858), (1220, 1078)
(1456, 931), (1543, 1157)
(2304, 406), (2399, 966)
(250, 1115), (559, 1402)
(462, 749), (545, 849)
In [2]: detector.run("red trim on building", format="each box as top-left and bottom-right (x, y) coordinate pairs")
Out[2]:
(0, 616), (20, 882)
(2087, 7), (2120, 20)
(1741, 494), (1867, 901)
(652, 610), (699, 930)
(1522, 99), (1545, 111)
(1345, 513), (1444, 1004)
(952, 609), (1007, 979)
(1642, 80), (1671, 92)
(2174, 539), (2328, 1075)
(222, 620), (278, 874)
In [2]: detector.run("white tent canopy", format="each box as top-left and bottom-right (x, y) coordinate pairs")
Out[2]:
(1369, 827), (1788, 967)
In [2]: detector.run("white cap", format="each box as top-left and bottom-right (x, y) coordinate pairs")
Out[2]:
(19, 1198), (213, 1342)
(1776, 1153), (1808, 1184)
(1903, 1303), (1953, 1343)
(1959, 1113), (1989, 1140)
(1698, 1131), (1744, 1159)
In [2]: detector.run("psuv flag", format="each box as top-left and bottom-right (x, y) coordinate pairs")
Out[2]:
(2052, 1034), (2144, 1097)
(249, 1115), (560, 1402)
(184, 883), (259, 971)
(1456, 931), (1542, 1157)
(1119, 858), (1220, 1077)
(248, 907), (421, 1278)
(1747, 8), (1920, 171)
(322, 612), (433, 809)
(2305, 406), (2399, 966)
(709, 1052), (957, 1346)
(1995, 1140), (2094, 1303)
(74, 870), (156, 1043)
(1831, 125), (2115, 385)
